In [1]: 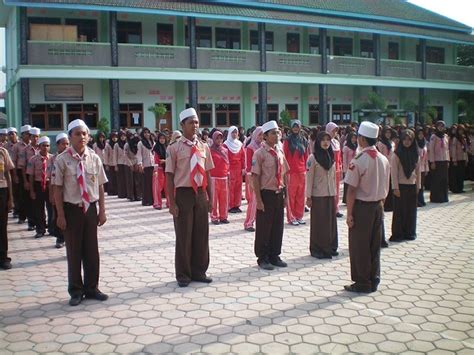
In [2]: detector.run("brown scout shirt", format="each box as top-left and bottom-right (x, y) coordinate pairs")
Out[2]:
(305, 155), (336, 198)
(26, 153), (54, 182)
(12, 141), (29, 169)
(52, 147), (108, 204)
(0, 147), (15, 189)
(165, 136), (214, 188)
(251, 142), (289, 191)
(344, 146), (390, 202)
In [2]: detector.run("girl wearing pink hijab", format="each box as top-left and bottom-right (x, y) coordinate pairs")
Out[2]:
(244, 127), (263, 232)
(224, 126), (246, 213)
(209, 131), (230, 224)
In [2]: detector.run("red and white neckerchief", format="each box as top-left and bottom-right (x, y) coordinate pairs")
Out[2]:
(364, 146), (378, 160)
(68, 148), (90, 213)
(268, 146), (282, 188)
(41, 155), (48, 192)
(182, 138), (207, 193)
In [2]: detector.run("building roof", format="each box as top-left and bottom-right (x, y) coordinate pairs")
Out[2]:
(3, 0), (474, 44)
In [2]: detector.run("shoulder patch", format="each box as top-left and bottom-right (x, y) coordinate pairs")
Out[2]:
(252, 159), (256, 166)
(306, 159), (312, 169)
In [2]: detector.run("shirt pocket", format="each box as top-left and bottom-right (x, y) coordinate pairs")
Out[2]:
(85, 164), (99, 184)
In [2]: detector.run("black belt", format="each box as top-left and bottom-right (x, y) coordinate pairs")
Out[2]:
(64, 201), (97, 208)
(355, 199), (382, 205)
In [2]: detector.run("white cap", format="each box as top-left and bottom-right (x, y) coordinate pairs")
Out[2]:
(29, 127), (41, 136)
(179, 108), (197, 122)
(0, 129), (7, 135)
(358, 121), (379, 139)
(20, 124), (32, 133)
(68, 119), (89, 133)
(326, 121), (338, 134)
(7, 127), (17, 133)
(38, 136), (50, 145)
(262, 120), (279, 134)
(56, 132), (68, 143)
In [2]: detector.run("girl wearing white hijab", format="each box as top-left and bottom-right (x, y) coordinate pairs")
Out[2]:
(224, 126), (246, 213)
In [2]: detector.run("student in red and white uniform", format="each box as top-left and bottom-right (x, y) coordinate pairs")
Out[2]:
(209, 130), (230, 224)
(224, 126), (245, 213)
(244, 127), (263, 232)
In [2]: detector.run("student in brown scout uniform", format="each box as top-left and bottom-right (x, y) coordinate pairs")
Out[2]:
(429, 120), (450, 203)
(390, 129), (421, 242)
(0, 145), (14, 270)
(344, 121), (390, 293)
(136, 128), (155, 206)
(251, 120), (289, 271)
(124, 135), (142, 202)
(306, 131), (338, 259)
(113, 131), (128, 199)
(0, 129), (7, 148)
(53, 119), (108, 306)
(49, 133), (69, 248)
(6, 128), (19, 218)
(22, 127), (41, 231)
(166, 108), (214, 288)
(104, 131), (118, 196)
(27, 136), (54, 239)
(12, 125), (31, 224)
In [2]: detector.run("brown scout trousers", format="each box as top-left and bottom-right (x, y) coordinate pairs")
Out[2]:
(348, 200), (383, 289)
(63, 202), (100, 297)
(255, 189), (284, 263)
(174, 187), (210, 283)
(0, 188), (11, 263)
(310, 196), (337, 256)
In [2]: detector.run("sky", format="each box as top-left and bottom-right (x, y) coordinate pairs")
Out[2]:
(0, 0), (473, 106)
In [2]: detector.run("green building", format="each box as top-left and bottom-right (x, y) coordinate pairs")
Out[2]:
(1, 0), (473, 134)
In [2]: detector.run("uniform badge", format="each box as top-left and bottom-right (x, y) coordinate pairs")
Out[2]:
(90, 175), (95, 183)
(166, 151), (170, 158)
(252, 159), (256, 166)
(306, 159), (312, 169)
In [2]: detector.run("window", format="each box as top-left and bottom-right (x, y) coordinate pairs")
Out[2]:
(287, 33), (300, 53)
(331, 105), (352, 124)
(309, 35), (331, 54)
(197, 104), (212, 127)
(433, 106), (444, 120)
(255, 104), (279, 122)
(334, 37), (353, 56)
(157, 23), (173, 45)
(65, 18), (98, 42)
(285, 104), (298, 119)
(216, 104), (240, 127)
(185, 26), (212, 47)
(119, 103), (143, 128)
(67, 103), (99, 128)
(117, 21), (142, 44)
(30, 104), (63, 131)
(28, 17), (61, 40)
(388, 42), (399, 60)
(250, 30), (274, 51)
(416, 45), (445, 64)
(215, 27), (240, 49)
(360, 39), (374, 58)
(309, 104), (320, 125)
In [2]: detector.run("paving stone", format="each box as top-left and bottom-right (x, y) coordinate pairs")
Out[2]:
(1, 191), (472, 353)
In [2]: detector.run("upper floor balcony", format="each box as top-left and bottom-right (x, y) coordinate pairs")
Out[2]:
(27, 40), (474, 84)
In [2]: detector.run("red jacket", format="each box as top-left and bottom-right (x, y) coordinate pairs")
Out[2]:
(225, 145), (245, 171)
(210, 147), (230, 178)
(283, 140), (309, 174)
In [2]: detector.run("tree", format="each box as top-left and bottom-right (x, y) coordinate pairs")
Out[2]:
(457, 45), (474, 66)
(357, 90), (387, 122)
(457, 92), (474, 124)
(97, 117), (110, 137)
(279, 109), (292, 128)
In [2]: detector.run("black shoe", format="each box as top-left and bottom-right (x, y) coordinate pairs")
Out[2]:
(381, 240), (389, 248)
(336, 212), (344, 218)
(27, 226), (35, 231)
(344, 283), (372, 293)
(304, 207), (309, 212)
(55, 242), (64, 249)
(331, 250), (339, 256)
(245, 227), (255, 232)
(17, 219), (26, 224)
(311, 251), (332, 259)
(297, 219), (306, 225)
(269, 257), (288, 268)
(219, 219), (230, 224)
(84, 290), (109, 301)
(404, 235), (417, 241)
(0, 260), (12, 270)
(258, 261), (274, 271)
(192, 276), (213, 283)
(228, 208), (238, 213)
(371, 278), (380, 292)
(389, 236), (403, 242)
(236, 208), (242, 213)
(69, 295), (83, 306)
(34, 233), (44, 239)
(177, 280), (190, 288)
(211, 220), (220, 225)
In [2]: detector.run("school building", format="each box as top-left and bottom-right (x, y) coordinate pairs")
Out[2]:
(1, 0), (473, 135)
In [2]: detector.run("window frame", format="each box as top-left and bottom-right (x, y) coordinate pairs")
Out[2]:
(333, 37), (353, 57)
(249, 30), (274, 51)
(331, 104), (352, 124)
(255, 103), (279, 122)
(30, 103), (64, 131)
(117, 21), (142, 44)
(66, 103), (99, 129)
(287, 32), (300, 53)
(64, 18), (98, 42)
(119, 103), (144, 129)
(157, 23), (174, 45)
(215, 27), (241, 49)
(360, 39), (374, 58)
(215, 103), (241, 127)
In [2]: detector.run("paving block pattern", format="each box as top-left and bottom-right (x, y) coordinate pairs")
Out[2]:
(1, 189), (473, 354)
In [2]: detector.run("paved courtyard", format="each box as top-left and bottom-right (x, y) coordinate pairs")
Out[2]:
(1, 187), (473, 354)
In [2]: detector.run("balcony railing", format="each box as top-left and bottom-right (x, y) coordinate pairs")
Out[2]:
(118, 44), (189, 68)
(197, 48), (260, 71)
(328, 56), (375, 76)
(427, 63), (474, 83)
(28, 41), (111, 66)
(381, 59), (421, 78)
(26, 41), (474, 85)
(267, 52), (321, 73)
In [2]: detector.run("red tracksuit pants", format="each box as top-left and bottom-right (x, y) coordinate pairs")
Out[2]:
(244, 174), (256, 229)
(152, 167), (169, 209)
(211, 177), (229, 222)
(286, 172), (306, 223)
(229, 167), (243, 209)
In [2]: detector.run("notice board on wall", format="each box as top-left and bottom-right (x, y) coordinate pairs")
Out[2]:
(44, 84), (84, 101)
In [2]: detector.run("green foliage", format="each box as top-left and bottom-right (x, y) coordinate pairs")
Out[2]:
(357, 90), (387, 121)
(457, 45), (474, 66)
(97, 117), (110, 137)
(148, 103), (168, 119)
(279, 109), (292, 127)
(457, 92), (474, 124)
